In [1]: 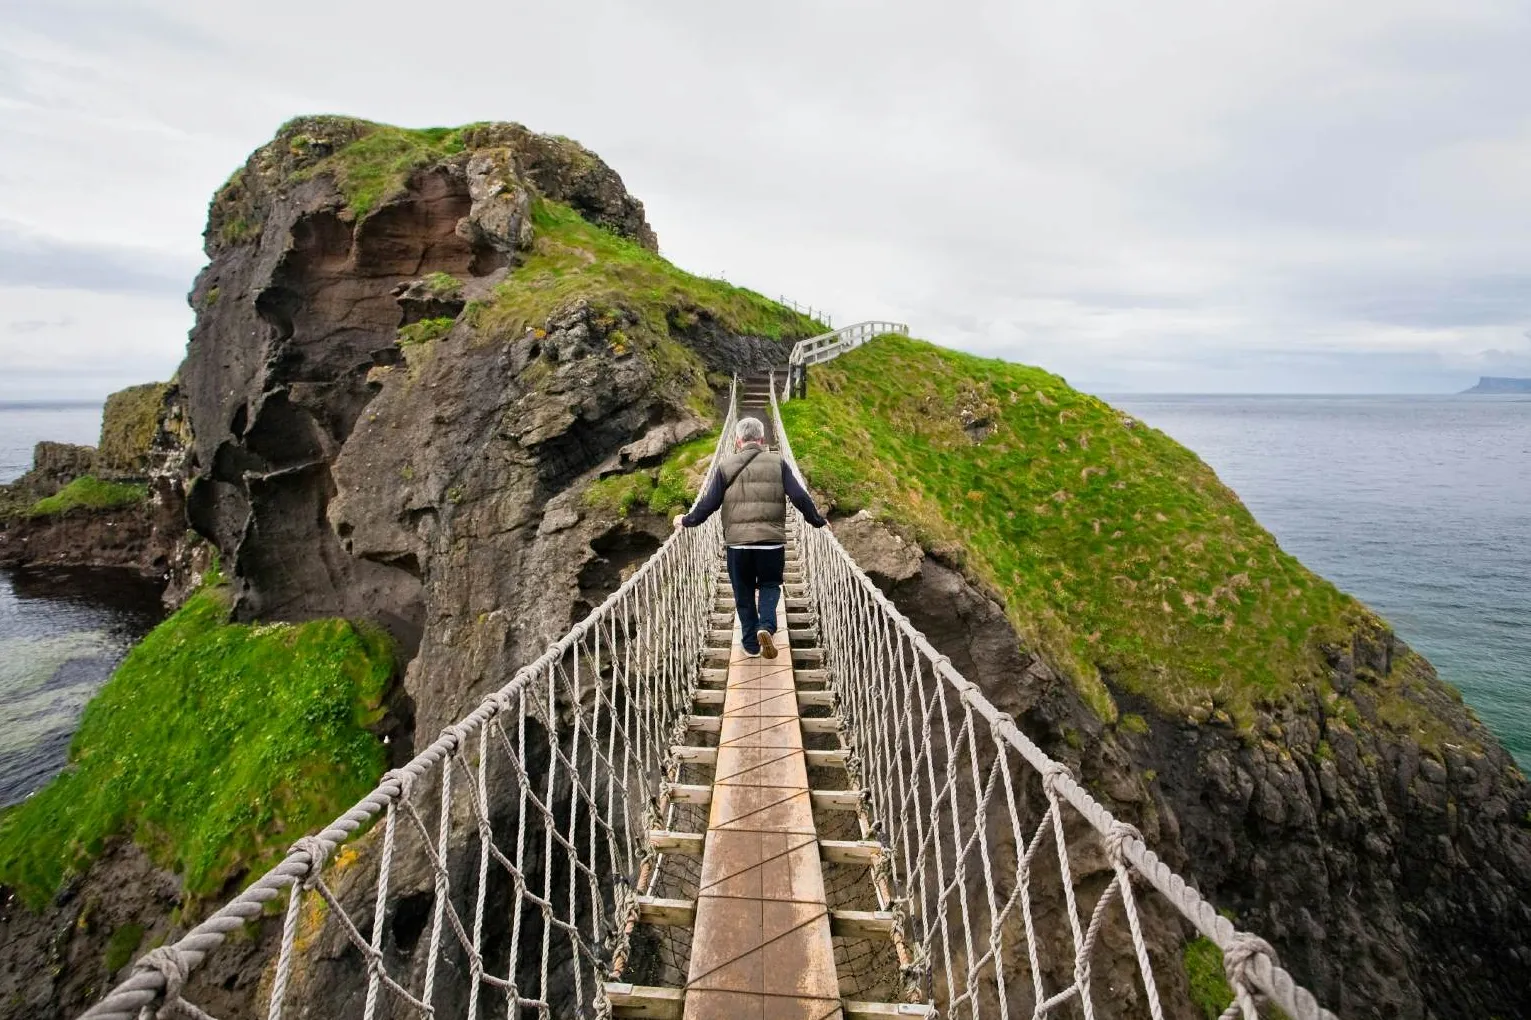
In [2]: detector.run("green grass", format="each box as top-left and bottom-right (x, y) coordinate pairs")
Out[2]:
(28, 477), (146, 517)
(781, 335), (1374, 725)
(291, 123), (468, 218)
(472, 197), (821, 420)
(103, 923), (144, 973)
(1183, 937), (1234, 1018)
(423, 272), (463, 297)
(488, 198), (822, 341)
(0, 587), (394, 909)
(397, 317), (457, 346)
(584, 433), (718, 517)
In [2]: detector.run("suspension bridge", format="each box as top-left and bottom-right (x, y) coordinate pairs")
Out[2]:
(81, 324), (1339, 1020)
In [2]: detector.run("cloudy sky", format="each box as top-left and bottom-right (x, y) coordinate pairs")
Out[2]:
(2, 0), (1529, 398)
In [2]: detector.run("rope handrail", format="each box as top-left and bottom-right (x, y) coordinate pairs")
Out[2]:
(769, 374), (1339, 1020)
(79, 380), (743, 1020)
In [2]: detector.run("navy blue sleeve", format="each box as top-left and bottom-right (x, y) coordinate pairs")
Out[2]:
(782, 462), (828, 528)
(681, 470), (727, 527)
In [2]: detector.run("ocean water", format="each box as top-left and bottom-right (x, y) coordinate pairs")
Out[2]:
(0, 402), (102, 482)
(0, 404), (163, 807)
(1110, 394), (1531, 767)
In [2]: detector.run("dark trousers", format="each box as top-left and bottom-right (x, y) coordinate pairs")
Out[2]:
(726, 546), (785, 652)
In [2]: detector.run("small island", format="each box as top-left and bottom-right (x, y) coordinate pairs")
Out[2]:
(1461, 376), (1531, 393)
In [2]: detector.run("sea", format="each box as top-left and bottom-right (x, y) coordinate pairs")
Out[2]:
(1110, 394), (1530, 768)
(0, 404), (165, 807)
(0, 395), (1525, 806)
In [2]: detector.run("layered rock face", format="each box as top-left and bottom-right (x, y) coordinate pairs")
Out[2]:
(834, 514), (1531, 1020)
(181, 116), (803, 736)
(0, 116), (814, 1020)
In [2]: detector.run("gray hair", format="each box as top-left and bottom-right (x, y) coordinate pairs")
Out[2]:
(734, 417), (766, 443)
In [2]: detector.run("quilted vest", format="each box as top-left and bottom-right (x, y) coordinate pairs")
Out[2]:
(718, 446), (786, 546)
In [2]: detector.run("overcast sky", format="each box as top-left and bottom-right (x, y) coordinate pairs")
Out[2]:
(2, 0), (1529, 399)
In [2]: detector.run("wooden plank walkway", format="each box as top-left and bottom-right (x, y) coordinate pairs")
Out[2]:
(684, 605), (843, 1019)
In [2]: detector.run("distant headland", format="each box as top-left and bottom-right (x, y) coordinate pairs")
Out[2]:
(1461, 376), (1531, 394)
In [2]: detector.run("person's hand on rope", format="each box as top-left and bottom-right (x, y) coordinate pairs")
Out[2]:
(672, 514), (685, 530)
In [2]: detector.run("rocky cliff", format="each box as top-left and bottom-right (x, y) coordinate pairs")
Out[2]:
(179, 115), (816, 740)
(7, 113), (1527, 1020)
(1460, 376), (1531, 394)
(0, 117), (819, 1019)
(0, 383), (188, 582)
(789, 341), (1531, 1020)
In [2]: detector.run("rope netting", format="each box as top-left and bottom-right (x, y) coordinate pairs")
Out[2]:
(76, 361), (1344, 1020)
(768, 381), (1339, 1020)
(79, 385), (740, 1020)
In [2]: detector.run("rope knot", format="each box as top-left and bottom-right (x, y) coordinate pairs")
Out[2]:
(1222, 933), (1276, 992)
(1040, 761), (1073, 798)
(1103, 821), (1142, 865)
(439, 722), (471, 753)
(384, 767), (416, 801)
(290, 834), (331, 887)
(132, 945), (190, 1006)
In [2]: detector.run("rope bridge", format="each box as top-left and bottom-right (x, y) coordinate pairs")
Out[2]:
(79, 367), (1339, 1020)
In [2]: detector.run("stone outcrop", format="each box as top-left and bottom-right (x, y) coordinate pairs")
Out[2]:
(0, 384), (188, 582)
(834, 514), (1531, 1020)
(0, 117), (813, 1020)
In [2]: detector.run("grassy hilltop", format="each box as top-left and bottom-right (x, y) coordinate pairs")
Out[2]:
(783, 334), (1453, 736)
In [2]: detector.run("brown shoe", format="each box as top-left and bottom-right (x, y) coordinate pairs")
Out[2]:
(757, 630), (777, 659)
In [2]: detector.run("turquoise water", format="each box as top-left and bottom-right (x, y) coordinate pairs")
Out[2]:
(1111, 395), (1531, 767)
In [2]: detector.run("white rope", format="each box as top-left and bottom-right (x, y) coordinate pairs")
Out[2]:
(767, 379), (1339, 1020)
(82, 366), (1339, 1020)
(80, 381), (739, 1020)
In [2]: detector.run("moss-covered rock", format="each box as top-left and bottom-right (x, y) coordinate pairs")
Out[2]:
(0, 583), (395, 909)
(97, 383), (170, 477)
(27, 476), (145, 516)
(784, 335), (1417, 731)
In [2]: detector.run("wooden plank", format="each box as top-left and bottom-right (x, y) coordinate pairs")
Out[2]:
(669, 783), (713, 805)
(686, 714), (721, 734)
(791, 648), (824, 665)
(794, 668), (830, 684)
(842, 1002), (936, 1019)
(638, 896), (696, 927)
(785, 598), (811, 610)
(692, 689), (725, 706)
(699, 668), (728, 687)
(604, 983), (685, 1019)
(670, 745), (717, 765)
(796, 690), (834, 709)
(710, 629), (734, 646)
(830, 910), (896, 939)
(820, 840), (882, 866)
(804, 748), (848, 769)
(649, 830), (705, 855)
(811, 789), (865, 812)
(800, 716), (841, 734)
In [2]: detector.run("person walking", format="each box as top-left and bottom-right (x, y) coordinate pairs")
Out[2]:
(674, 417), (827, 658)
